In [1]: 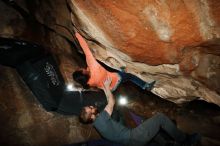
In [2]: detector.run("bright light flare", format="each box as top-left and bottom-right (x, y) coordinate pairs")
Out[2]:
(66, 84), (74, 91)
(118, 96), (128, 105)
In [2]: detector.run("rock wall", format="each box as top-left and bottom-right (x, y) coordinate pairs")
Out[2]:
(1, 0), (219, 106)
(0, 0), (95, 145)
(69, 0), (220, 105)
(0, 0), (220, 146)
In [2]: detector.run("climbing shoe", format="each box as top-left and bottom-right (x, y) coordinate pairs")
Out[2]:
(144, 81), (156, 91)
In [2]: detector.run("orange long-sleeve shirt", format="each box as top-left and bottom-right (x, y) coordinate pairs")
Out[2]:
(75, 33), (120, 91)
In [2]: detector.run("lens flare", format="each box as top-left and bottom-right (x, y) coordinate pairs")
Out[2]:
(66, 84), (74, 91)
(118, 96), (128, 105)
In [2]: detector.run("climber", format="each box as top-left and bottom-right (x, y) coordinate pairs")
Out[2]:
(72, 32), (156, 91)
(0, 37), (108, 115)
(79, 77), (202, 146)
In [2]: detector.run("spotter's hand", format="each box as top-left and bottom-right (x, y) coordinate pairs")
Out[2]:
(103, 77), (112, 88)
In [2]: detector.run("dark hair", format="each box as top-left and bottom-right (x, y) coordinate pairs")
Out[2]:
(79, 107), (93, 124)
(72, 70), (90, 89)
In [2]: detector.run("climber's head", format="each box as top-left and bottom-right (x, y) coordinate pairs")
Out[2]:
(72, 68), (90, 89)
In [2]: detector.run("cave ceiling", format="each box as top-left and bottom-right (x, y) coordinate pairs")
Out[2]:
(1, 0), (220, 146)
(69, 0), (220, 105)
(0, 0), (220, 105)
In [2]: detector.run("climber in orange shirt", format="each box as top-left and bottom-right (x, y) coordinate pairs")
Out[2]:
(73, 32), (156, 91)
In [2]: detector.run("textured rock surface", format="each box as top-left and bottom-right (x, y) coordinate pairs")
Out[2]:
(0, 0), (95, 145)
(0, 0), (220, 146)
(1, 67), (220, 146)
(0, 67), (100, 146)
(69, 0), (220, 105)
